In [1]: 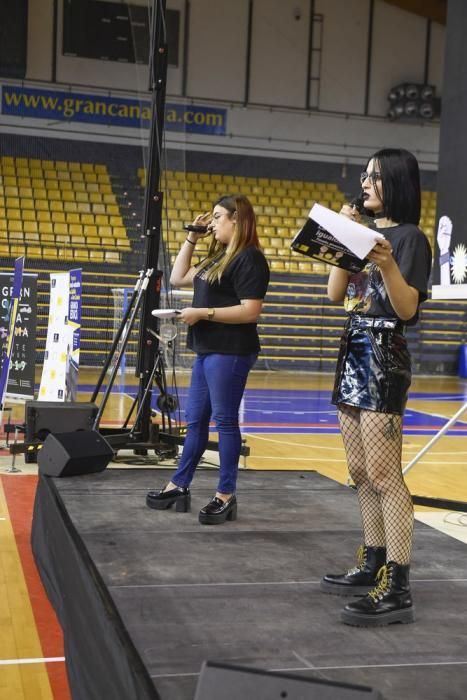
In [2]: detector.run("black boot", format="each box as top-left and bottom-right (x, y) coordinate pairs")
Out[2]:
(320, 545), (386, 595)
(146, 485), (191, 512)
(340, 561), (414, 627)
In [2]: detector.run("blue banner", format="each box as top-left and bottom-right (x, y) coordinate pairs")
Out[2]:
(1, 84), (226, 134)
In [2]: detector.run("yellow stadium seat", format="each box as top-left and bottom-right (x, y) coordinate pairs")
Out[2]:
(55, 234), (70, 246)
(53, 223), (68, 235)
(59, 180), (72, 191)
(43, 247), (58, 259)
(106, 204), (119, 215)
(116, 238), (131, 249)
(9, 230), (24, 240)
(91, 203), (105, 214)
(66, 213), (81, 224)
(10, 244), (26, 256)
(98, 225), (112, 237)
(23, 221), (38, 233)
(74, 249), (89, 262)
(95, 214), (109, 226)
(89, 249), (104, 262)
(84, 225), (97, 237)
(22, 210), (36, 222)
(95, 164), (107, 174)
(27, 246), (43, 259)
(37, 211), (51, 222)
(0, 243), (10, 256)
(51, 212), (66, 223)
(50, 201), (64, 212)
(105, 250), (120, 264)
(81, 214), (94, 225)
(69, 224), (83, 236)
(76, 192), (90, 203)
(113, 226), (127, 238)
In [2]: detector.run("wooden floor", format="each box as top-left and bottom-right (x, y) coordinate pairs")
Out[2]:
(1, 369), (467, 699)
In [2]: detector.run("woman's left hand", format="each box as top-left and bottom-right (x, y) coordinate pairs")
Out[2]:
(178, 307), (205, 326)
(368, 238), (394, 269)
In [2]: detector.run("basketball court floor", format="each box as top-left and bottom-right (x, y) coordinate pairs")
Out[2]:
(1, 370), (466, 699)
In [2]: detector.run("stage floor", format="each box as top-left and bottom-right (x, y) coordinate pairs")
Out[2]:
(33, 467), (467, 700)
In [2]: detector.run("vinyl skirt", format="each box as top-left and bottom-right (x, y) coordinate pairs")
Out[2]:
(331, 316), (412, 415)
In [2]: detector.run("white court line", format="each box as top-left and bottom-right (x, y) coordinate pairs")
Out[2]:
(112, 576), (467, 590)
(0, 657), (65, 666)
(150, 659), (467, 680)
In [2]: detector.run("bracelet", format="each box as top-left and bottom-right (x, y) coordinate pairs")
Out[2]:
(186, 238), (196, 245)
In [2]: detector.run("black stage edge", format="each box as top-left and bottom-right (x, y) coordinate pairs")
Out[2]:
(31, 474), (160, 700)
(32, 468), (467, 700)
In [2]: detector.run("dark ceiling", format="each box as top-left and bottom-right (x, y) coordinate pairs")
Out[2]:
(384, 0), (447, 24)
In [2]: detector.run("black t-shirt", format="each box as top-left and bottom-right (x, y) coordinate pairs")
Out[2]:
(187, 246), (270, 354)
(344, 223), (432, 325)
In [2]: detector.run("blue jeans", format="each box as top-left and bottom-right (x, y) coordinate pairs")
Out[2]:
(172, 353), (257, 493)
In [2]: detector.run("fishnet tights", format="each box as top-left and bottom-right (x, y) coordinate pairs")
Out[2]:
(338, 404), (413, 565)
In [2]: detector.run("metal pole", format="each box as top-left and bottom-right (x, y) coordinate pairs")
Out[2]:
(133, 0), (168, 442)
(403, 401), (467, 475)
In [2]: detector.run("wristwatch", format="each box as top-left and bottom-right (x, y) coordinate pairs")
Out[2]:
(207, 308), (215, 320)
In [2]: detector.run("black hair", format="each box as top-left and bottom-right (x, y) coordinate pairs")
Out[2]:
(368, 148), (421, 225)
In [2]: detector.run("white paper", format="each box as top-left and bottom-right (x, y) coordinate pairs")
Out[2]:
(151, 309), (182, 319)
(310, 203), (385, 260)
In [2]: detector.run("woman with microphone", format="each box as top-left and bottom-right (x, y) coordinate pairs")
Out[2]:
(321, 148), (432, 626)
(146, 194), (269, 524)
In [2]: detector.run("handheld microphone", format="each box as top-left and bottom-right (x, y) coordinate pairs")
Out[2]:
(183, 224), (209, 234)
(350, 194), (365, 214)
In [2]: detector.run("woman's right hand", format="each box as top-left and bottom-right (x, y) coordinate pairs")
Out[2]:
(188, 212), (213, 242)
(340, 204), (361, 223)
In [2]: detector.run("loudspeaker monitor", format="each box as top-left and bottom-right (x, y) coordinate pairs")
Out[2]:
(25, 401), (98, 463)
(38, 431), (114, 477)
(194, 661), (384, 700)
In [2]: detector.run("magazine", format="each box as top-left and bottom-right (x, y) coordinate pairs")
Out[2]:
(291, 203), (385, 273)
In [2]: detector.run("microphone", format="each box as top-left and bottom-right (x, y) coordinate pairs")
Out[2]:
(350, 194), (365, 214)
(183, 224), (209, 234)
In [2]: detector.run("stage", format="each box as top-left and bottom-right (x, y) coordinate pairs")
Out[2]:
(31, 467), (467, 700)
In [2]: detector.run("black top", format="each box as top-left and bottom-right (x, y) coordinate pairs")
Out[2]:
(344, 223), (432, 325)
(187, 246), (270, 354)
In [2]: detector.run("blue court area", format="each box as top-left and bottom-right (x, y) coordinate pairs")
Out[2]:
(104, 384), (467, 437)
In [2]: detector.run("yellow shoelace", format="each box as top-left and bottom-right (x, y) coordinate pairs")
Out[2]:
(368, 565), (390, 602)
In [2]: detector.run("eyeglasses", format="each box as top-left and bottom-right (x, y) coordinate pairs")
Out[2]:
(360, 171), (382, 185)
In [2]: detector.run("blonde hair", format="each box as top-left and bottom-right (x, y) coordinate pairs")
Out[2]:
(196, 194), (260, 284)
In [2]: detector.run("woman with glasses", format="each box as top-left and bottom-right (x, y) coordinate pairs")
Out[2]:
(146, 194), (269, 524)
(321, 149), (432, 626)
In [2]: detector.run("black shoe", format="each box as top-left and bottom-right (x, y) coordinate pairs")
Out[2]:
(340, 561), (414, 627)
(320, 545), (386, 596)
(146, 485), (191, 512)
(199, 495), (237, 525)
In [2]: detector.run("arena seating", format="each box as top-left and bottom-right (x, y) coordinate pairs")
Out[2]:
(138, 167), (437, 273)
(0, 156), (131, 263)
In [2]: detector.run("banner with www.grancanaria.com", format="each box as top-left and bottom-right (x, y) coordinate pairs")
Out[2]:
(0, 84), (226, 135)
